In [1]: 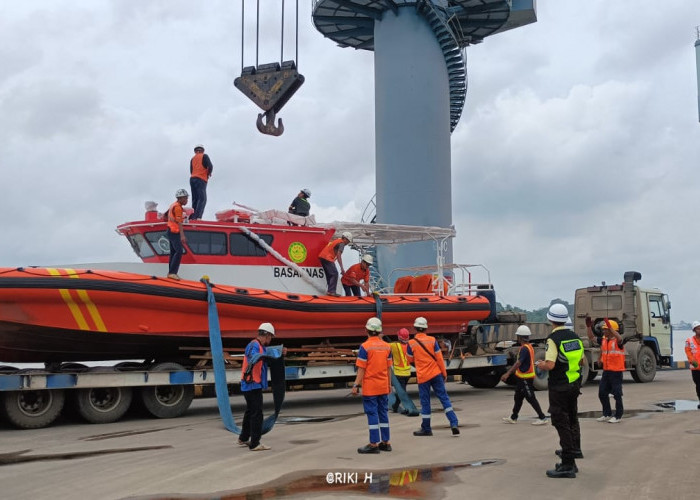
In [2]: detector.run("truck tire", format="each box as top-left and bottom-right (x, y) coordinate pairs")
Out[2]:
(587, 370), (599, 382)
(464, 368), (505, 388)
(76, 387), (133, 424)
(139, 363), (194, 419)
(1, 389), (65, 429)
(532, 351), (589, 391)
(630, 346), (656, 383)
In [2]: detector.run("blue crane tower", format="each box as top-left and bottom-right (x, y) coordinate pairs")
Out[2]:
(312, 0), (536, 289)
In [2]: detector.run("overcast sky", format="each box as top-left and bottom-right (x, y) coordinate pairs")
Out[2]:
(2, 1), (699, 323)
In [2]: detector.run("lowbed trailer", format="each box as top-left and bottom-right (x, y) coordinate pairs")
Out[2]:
(0, 349), (507, 430)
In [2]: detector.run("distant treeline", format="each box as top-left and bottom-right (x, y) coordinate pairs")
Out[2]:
(496, 299), (573, 323)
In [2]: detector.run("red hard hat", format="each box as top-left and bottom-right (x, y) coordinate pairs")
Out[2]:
(397, 328), (410, 341)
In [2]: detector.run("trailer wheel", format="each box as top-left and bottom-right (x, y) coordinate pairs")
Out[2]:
(464, 368), (504, 389)
(1, 389), (65, 429)
(587, 370), (599, 382)
(140, 363), (194, 419)
(631, 346), (656, 383)
(532, 350), (548, 391)
(76, 387), (133, 424)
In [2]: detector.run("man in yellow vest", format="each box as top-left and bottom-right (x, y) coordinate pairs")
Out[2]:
(189, 144), (213, 221)
(587, 317), (625, 423)
(500, 325), (548, 425)
(684, 321), (700, 409)
(390, 328), (412, 413)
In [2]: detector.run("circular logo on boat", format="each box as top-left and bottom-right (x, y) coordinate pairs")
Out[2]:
(288, 242), (307, 263)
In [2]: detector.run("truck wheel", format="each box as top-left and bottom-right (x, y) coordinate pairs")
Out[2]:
(631, 346), (656, 383)
(587, 370), (599, 382)
(1, 389), (65, 429)
(532, 350), (548, 391)
(464, 368), (505, 388)
(580, 356), (590, 387)
(140, 363), (194, 419)
(76, 387), (133, 424)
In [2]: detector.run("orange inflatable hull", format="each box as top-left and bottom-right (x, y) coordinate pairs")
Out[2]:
(0, 267), (492, 363)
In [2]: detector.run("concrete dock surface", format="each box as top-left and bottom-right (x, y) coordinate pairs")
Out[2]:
(0, 369), (698, 499)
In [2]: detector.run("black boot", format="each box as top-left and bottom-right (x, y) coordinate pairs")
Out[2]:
(555, 449), (584, 459)
(546, 463), (577, 478)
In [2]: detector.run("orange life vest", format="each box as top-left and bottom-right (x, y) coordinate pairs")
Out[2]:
(685, 336), (700, 371)
(515, 343), (535, 379)
(241, 340), (264, 384)
(190, 152), (210, 182)
(341, 262), (369, 286)
(318, 238), (344, 262)
(167, 202), (183, 233)
(356, 336), (392, 396)
(407, 333), (446, 383)
(601, 337), (625, 372)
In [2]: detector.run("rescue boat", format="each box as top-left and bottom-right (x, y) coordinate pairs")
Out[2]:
(0, 203), (495, 363)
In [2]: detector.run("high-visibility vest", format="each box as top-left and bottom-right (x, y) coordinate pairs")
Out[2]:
(686, 336), (700, 371)
(515, 343), (535, 379)
(356, 336), (392, 396)
(190, 152), (210, 182)
(318, 238), (343, 262)
(548, 327), (584, 386)
(241, 340), (264, 384)
(601, 337), (625, 372)
(408, 333), (446, 383)
(390, 342), (411, 377)
(167, 202), (182, 233)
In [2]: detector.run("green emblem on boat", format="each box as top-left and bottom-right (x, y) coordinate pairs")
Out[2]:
(288, 242), (307, 264)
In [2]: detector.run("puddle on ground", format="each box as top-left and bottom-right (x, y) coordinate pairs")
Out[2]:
(577, 409), (663, 419)
(133, 459), (505, 500)
(288, 439), (319, 445)
(0, 446), (171, 466)
(652, 400), (700, 412)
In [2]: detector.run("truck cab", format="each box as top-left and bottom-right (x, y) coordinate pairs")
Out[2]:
(573, 271), (672, 383)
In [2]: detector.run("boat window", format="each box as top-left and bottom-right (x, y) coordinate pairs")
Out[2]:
(144, 231), (184, 256)
(230, 233), (273, 257)
(185, 230), (227, 255)
(126, 234), (155, 258)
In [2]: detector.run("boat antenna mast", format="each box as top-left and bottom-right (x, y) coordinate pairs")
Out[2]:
(234, 0), (305, 136)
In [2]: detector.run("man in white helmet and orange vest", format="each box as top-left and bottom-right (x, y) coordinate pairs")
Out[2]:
(500, 325), (548, 425)
(586, 317), (625, 423)
(318, 231), (352, 296)
(685, 321), (700, 409)
(166, 188), (189, 280)
(189, 144), (213, 221)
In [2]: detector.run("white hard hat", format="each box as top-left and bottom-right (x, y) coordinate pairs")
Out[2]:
(258, 322), (275, 335)
(515, 325), (532, 337)
(546, 303), (571, 324)
(414, 316), (428, 329)
(341, 231), (353, 242)
(692, 321), (700, 331)
(301, 188), (311, 197)
(194, 144), (204, 151)
(175, 188), (189, 198)
(365, 317), (382, 332)
(361, 254), (373, 265)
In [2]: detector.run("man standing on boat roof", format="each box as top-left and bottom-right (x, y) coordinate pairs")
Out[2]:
(288, 188), (311, 217)
(685, 321), (700, 409)
(407, 317), (460, 437)
(342, 254), (373, 296)
(166, 189), (188, 280)
(318, 231), (352, 296)
(189, 144), (213, 221)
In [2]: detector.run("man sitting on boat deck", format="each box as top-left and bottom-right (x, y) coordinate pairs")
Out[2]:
(341, 254), (373, 296)
(166, 188), (189, 280)
(318, 231), (352, 296)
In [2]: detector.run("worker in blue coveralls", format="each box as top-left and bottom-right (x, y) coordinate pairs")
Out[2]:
(238, 322), (283, 451)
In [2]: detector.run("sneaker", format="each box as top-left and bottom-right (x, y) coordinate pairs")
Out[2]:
(532, 418), (549, 426)
(413, 429), (433, 436)
(378, 442), (392, 452)
(555, 449), (584, 459)
(596, 415), (611, 422)
(502, 417), (517, 424)
(451, 426), (460, 436)
(608, 417), (621, 423)
(237, 439), (249, 447)
(167, 273), (181, 281)
(357, 444), (380, 454)
(250, 443), (271, 451)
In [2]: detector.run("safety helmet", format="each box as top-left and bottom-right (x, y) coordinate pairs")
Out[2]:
(341, 231), (353, 243)
(397, 328), (410, 341)
(301, 188), (311, 197)
(175, 188), (189, 198)
(361, 254), (373, 265)
(546, 303), (570, 324)
(515, 325), (532, 337)
(602, 319), (619, 332)
(365, 317), (382, 333)
(692, 321), (700, 331)
(258, 322), (275, 336)
(414, 316), (428, 329)
(194, 144), (205, 152)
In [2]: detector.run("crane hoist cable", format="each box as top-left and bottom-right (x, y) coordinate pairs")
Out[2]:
(234, 0), (305, 136)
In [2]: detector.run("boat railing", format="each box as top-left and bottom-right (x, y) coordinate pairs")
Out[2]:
(384, 263), (492, 297)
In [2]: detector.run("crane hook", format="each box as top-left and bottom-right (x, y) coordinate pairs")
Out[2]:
(256, 109), (284, 137)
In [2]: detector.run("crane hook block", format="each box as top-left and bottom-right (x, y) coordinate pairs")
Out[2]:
(234, 60), (305, 114)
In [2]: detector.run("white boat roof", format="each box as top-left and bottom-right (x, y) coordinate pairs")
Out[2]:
(323, 222), (456, 246)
